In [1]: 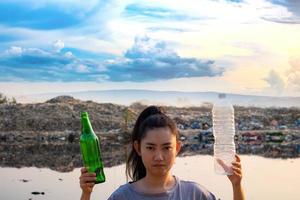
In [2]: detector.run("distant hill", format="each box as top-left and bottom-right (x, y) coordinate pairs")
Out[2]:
(0, 96), (126, 132)
(1, 95), (299, 134)
(15, 89), (300, 108)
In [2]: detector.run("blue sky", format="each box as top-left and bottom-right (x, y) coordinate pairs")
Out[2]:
(0, 0), (300, 97)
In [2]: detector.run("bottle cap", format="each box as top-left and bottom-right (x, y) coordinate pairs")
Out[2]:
(218, 93), (226, 99)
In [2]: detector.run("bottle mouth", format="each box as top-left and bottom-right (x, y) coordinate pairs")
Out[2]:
(81, 111), (88, 118)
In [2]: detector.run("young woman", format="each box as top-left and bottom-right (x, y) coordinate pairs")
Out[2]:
(80, 106), (245, 200)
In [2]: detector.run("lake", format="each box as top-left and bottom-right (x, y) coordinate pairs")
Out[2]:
(0, 155), (299, 200)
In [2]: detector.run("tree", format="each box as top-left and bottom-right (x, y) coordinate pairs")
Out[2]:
(0, 93), (17, 104)
(122, 107), (136, 134)
(12, 97), (17, 104)
(0, 93), (7, 104)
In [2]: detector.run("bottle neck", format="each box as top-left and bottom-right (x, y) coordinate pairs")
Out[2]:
(81, 117), (94, 134)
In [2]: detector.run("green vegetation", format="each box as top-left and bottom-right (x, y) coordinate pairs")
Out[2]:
(0, 93), (17, 104)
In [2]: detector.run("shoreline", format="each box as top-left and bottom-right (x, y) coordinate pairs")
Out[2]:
(1, 129), (299, 172)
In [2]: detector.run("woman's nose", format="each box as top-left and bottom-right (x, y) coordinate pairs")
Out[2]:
(154, 150), (163, 161)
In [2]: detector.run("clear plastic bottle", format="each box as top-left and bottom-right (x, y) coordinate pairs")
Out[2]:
(212, 93), (236, 175)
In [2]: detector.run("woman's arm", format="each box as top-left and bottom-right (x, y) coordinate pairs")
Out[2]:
(232, 183), (245, 200)
(80, 192), (92, 200)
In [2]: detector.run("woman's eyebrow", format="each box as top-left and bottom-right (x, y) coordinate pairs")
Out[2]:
(145, 142), (172, 146)
(145, 143), (156, 146)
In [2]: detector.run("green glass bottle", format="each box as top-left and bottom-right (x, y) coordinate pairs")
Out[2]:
(80, 112), (106, 183)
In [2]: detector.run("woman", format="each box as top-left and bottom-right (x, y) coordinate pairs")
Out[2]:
(80, 106), (245, 200)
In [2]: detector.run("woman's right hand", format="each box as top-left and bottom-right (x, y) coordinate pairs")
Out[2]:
(79, 167), (96, 195)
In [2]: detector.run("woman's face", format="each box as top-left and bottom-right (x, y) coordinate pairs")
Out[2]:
(134, 127), (181, 177)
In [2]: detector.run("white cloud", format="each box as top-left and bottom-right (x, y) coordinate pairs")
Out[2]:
(263, 70), (285, 95)
(64, 51), (73, 58)
(6, 46), (23, 55)
(287, 57), (300, 91)
(53, 40), (64, 53)
(76, 64), (89, 73)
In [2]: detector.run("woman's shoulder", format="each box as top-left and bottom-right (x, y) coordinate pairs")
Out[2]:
(176, 177), (216, 200)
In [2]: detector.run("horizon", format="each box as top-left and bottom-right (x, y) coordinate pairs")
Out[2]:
(11, 89), (300, 108)
(10, 88), (300, 98)
(1, 0), (300, 97)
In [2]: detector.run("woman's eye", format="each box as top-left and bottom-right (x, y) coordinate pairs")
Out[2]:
(164, 146), (172, 150)
(146, 146), (154, 150)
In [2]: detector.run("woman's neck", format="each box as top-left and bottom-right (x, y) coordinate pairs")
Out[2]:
(136, 173), (176, 193)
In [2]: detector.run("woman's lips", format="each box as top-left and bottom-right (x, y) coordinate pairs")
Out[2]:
(153, 164), (165, 167)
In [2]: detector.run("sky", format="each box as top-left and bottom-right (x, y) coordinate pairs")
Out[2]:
(0, 0), (300, 97)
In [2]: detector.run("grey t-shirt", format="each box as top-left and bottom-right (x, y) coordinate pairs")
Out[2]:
(107, 176), (216, 200)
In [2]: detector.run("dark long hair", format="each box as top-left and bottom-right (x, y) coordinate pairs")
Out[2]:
(125, 105), (179, 182)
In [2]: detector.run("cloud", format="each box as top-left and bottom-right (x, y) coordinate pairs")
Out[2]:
(0, 46), (83, 81)
(225, 0), (243, 2)
(105, 36), (222, 81)
(75, 64), (89, 73)
(263, 70), (285, 95)
(123, 3), (201, 21)
(53, 40), (64, 53)
(261, 16), (300, 24)
(287, 57), (300, 91)
(270, 0), (300, 16)
(61, 47), (116, 60)
(1, 0), (296, 58)
(147, 27), (186, 33)
(64, 51), (74, 59)
(259, 57), (300, 96)
(0, 36), (222, 82)
(2, 47), (71, 67)
(6, 46), (22, 55)
(262, 0), (300, 24)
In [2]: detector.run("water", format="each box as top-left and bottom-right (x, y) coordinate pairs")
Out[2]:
(0, 155), (299, 200)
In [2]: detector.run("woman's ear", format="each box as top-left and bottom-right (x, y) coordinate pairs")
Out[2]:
(176, 141), (182, 156)
(133, 140), (141, 156)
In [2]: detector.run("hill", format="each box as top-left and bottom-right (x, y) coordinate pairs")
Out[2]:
(0, 96), (126, 132)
